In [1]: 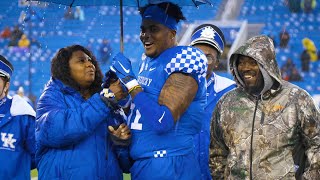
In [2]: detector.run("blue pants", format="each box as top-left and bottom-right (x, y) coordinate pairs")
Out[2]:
(130, 153), (201, 180)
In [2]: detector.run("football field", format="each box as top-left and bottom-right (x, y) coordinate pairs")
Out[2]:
(31, 170), (131, 180)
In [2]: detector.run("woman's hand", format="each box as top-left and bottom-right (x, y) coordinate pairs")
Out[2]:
(108, 123), (131, 146)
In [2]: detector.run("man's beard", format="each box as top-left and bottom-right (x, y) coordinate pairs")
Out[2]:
(245, 73), (264, 96)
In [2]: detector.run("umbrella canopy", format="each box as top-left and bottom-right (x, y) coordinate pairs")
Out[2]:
(30, 0), (213, 51)
(32, 0), (212, 7)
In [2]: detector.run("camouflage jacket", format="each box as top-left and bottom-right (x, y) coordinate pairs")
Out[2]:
(209, 36), (320, 180)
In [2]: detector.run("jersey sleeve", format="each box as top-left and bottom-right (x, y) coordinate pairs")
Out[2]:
(165, 46), (207, 83)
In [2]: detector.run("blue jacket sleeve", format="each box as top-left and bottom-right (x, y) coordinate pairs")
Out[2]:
(24, 115), (36, 169)
(36, 90), (111, 148)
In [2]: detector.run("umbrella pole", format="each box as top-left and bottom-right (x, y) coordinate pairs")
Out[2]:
(120, 0), (124, 52)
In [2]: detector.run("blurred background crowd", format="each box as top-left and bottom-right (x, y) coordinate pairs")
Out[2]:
(0, 0), (319, 107)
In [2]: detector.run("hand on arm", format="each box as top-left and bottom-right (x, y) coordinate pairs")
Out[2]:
(109, 79), (129, 101)
(100, 88), (120, 110)
(101, 71), (132, 111)
(103, 70), (129, 101)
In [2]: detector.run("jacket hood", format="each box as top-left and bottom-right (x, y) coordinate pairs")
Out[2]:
(229, 35), (282, 97)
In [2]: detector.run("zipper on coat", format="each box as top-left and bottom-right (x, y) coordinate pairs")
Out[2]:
(249, 98), (259, 180)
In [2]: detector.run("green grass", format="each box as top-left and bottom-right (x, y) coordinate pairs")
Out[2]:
(124, 173), (131, 180)
(31, 169), (38, 177)
(32, 170), (131, 180)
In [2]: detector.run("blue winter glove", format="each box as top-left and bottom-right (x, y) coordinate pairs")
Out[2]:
(110, 52), (139, 91)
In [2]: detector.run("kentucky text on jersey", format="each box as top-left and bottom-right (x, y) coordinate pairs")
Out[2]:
(137, 76), (152, 86)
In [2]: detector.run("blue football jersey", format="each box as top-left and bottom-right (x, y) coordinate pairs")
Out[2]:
(128, 46), (207, 160)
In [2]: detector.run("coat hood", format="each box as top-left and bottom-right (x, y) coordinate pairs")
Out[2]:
(229, 35), (282, 98)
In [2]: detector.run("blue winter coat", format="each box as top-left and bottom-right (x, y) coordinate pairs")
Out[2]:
(0, 95), (36, 180)
(35, 78), (124, 180)
(194, 73), (236, 180)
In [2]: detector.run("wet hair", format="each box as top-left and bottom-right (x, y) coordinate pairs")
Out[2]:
(0, 55), (13, 82)
(139, 2), (186, 23)
(51, 44), (103, 95)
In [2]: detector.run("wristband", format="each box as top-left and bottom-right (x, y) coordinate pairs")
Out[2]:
(125, 79), (139, 90)
(128, 85), (142, 94)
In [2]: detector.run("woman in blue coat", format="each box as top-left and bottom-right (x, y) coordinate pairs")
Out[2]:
(35, 45), (131, 180)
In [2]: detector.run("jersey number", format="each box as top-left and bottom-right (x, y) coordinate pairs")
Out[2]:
(130, 108), (143, 130)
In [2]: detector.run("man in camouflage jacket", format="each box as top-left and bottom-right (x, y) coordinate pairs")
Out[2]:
(209, 35), (320, 179)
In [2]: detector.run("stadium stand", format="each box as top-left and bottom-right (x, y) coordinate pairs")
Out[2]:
(0, 0), (319, 105)
(0, 1), (222, 100)
(239, 0), (320, 96)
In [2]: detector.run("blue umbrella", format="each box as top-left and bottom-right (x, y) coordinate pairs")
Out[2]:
(31, 0), (212, 6)
(30, 0), (213, 51)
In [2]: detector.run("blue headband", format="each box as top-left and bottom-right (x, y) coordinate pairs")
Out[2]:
(190, 26), (224, 54)
(142, 5), (178, 31)
(0, 60), (13, 79)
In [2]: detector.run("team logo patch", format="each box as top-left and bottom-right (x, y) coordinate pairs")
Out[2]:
(200, 26), (216, 39)
(1, 132), (16, 151)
